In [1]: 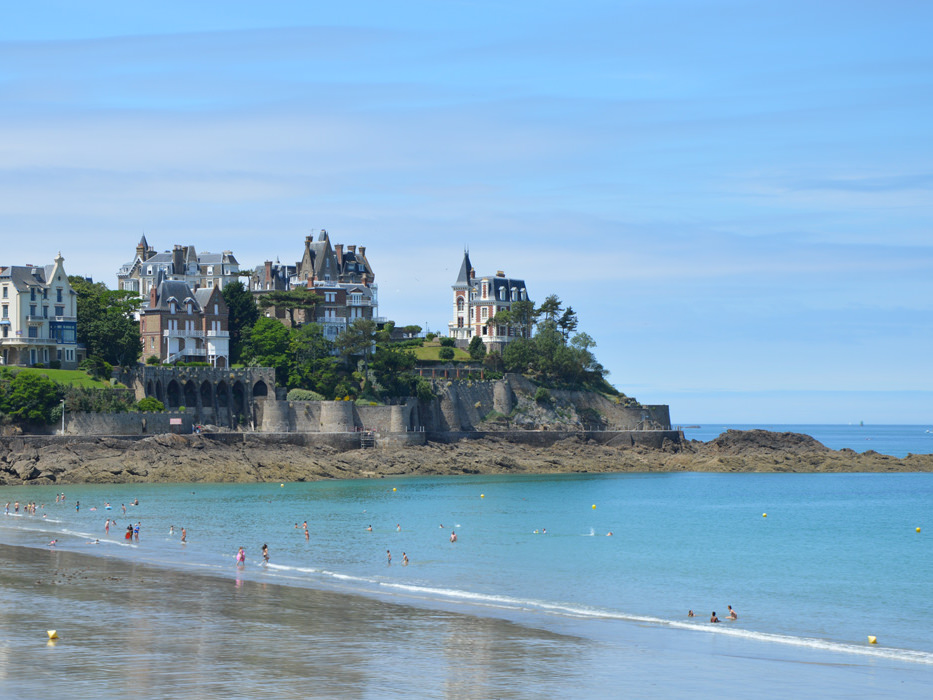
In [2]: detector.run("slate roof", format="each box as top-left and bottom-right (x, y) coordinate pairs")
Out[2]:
(151, 280), (200, 311)
(455, 251), (473, 285)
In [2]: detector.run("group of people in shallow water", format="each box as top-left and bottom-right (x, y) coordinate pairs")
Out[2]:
(688, 605), (738, 622)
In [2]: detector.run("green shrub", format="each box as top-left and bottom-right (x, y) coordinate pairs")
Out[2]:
(438, 347), (455, 361)
(137, 397), (165, 412)
(468, 335), (486, 360)
(534, 387), (552, 404)
(146, 355), (161, 365)
(49, 361), (62, 370)
(286, 388), (326, 401)
(425, 333), (436, 342)
(439, 337), (455, 347)
(483, 410), (506, 422)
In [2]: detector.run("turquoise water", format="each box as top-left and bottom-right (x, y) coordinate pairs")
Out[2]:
(2, 471), (932, 670)
(685, 423), (933, 457)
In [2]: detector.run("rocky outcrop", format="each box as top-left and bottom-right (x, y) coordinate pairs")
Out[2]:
(0, 430), (930, 485)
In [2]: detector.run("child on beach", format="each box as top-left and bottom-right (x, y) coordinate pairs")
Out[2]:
(236, 547), (246, 567)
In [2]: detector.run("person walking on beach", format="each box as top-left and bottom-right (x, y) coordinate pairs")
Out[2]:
(728, 605), (738, 620)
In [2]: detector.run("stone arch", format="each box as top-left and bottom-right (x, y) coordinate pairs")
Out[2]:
(146, 380), (154, 397)
(216, 380), (229, 409)
(183, 380), (197, 408)
(215, 356), (227, 369)
(252, 380), (268, 398)
(155, 381), (164, 403)
(166, 380), (181, 408)
(232, 381), (247, 416)
(200, 380), (213, 407)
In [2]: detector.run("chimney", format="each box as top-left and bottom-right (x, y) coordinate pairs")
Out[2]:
(264, 260), (272, 283)
(347, 245), (356, 254)
(172, 245), (184, 275)
(470, 268), (475, 280)
(359, 246), (366, 257)
(496, 270), (505, 278)
(335, 244), (343, 265)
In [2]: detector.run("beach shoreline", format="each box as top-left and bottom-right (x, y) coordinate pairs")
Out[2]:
(1, 539), (930, 699)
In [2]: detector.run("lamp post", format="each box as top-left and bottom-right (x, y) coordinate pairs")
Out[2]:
(60, 399), (65, 435)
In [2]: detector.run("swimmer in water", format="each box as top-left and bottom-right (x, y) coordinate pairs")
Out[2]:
(728, 605), (738, 620)
(449, 531), (457, 542)
(262, 544), (269, 565)
(386, 550), (391, 565)
(402, 552), (409, 566)
(688, 610), (695, 617)
(366, 525), (372, 531)
(710, 612), (720, 623)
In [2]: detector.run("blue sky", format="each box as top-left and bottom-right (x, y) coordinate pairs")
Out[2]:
(2, 1), (931, 424)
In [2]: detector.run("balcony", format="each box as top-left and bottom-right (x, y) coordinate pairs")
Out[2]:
(163, 330), (229, 339)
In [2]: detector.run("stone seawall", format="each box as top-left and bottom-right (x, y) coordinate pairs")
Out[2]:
(427, 430), (684, 449)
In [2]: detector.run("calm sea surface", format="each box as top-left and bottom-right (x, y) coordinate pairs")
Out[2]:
(1, 426), (931, 697)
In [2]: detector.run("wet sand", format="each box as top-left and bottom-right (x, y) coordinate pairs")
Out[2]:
(1, 542), (930, 699)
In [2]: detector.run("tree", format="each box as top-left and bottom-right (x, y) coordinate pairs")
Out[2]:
(263, 289), (321, 328)
(242, 317), (292, 386)
(222, 281), (260, 365)
(289, 323), (340, 396)
(536, 294), (562, 324)
(1, 372), (62, 424)
(438, 347), (455, 361)
(335, 319), (377, 373)
(468, 335), (487, 361)
(370, 345), (418, 399)
(510, 299), (537, 338)
(557, 306), (579, 340)
(69, 277), (142, 366)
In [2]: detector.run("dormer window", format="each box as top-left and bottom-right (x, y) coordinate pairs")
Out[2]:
(170, 302), (177, 314)
(186, 302), (193, 314)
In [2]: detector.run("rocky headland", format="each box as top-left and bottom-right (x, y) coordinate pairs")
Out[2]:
(1, 429), (931, 486)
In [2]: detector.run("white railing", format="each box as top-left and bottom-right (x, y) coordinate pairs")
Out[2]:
(163, 330), (229, 339)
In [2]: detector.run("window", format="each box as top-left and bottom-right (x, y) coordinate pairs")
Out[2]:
(55, 306), (64, 316)
(1, 305), (6, 318)
(43, 289), (47, 299)
(28, 327), (38, 338)
(457, 297), (464, 312)
(186, 302), (193, 314)
(56, 288), (63, 302)
(170, 302), (177, 314)
(30, 288), (36, 301)
(481, 307), (488, 320)
(147, 266), (153, 275)
(43, 307), (48, 318)
(1, 286), (6, 298)
(207, 266), (214, 276)
(1, 327), (6, 337)
(57, 349), (62, 360)
(214, 304), (219, 315)
(30, 304), (36, 316)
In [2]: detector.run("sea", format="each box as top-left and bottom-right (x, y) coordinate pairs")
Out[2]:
(0, 425), (931, 698)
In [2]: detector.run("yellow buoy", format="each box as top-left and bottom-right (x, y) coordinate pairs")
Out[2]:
(868, 635), (877, 644)
(763, 513), (767, 518)
(47, 630), (58, 640)
(480, 494), (484, 498)
(280, 483), (284, 487)
(392, 487), (397, 492)
(917, 527), (922, 533)
(592, 504), (596, 509)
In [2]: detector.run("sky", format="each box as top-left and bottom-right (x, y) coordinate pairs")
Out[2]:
(1, 1), (931, 424)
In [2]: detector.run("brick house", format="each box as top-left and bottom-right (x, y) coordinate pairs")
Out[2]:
(140, 280), (230, 367)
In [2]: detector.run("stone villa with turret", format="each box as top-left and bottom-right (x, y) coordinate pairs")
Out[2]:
(448, 250), (529, 352)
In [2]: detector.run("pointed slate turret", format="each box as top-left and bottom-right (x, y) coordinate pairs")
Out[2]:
(456, 250), (473, 285)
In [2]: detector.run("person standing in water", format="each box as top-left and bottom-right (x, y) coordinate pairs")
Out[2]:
(262, 544), (269, 565)
(386, 550), (391, 565)
(180, 527), (187, 543)
(728, 605), (738, 620)
(236, 547), (245, 567)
